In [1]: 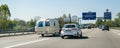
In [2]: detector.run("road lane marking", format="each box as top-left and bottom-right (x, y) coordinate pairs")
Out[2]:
(113, 32), (117, 34)
(4, 38), (50, 48)
(112, 32), (120, 36)
(88, 36), (91, 38)
(88, 30), (97, 38)
(118, 33), (120, 36)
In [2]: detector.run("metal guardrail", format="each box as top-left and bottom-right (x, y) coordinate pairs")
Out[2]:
(0, 30), (36, 37)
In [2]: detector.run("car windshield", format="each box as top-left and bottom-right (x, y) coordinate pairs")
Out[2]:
(64, 25), (75, 28)
(104, 26), (108, 28)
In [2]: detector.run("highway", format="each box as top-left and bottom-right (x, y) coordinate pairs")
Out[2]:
(1, 28), (120, 48)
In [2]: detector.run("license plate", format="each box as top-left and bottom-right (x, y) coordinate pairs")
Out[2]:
(66, 30), (71, 32)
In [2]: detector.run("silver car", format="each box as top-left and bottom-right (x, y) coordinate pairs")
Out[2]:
(61, 24), (82, 39)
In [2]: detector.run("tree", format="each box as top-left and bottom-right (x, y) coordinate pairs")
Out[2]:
(56, 14), (67, 28)
(0, 4), (11, 30)
(18, 20), (27, 27)
(7, 20), (16, 29)
(104, 20), (111, 27)
(68, 14), (71, 23)
(95, 19), (103, 27)
(13, 19), (27, 30)
(0, 4), (11, 19)
(114, 18), (120, 27)
(27, 19), (36, 28)
(111, 12), (120, 27)
(116, 12), (120, 27)
(117, 12), (120, 18)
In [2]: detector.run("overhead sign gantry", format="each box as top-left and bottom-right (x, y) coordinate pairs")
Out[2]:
(82, 12), (96, 20)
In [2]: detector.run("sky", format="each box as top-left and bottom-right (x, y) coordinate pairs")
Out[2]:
(0, 0), (120, 24)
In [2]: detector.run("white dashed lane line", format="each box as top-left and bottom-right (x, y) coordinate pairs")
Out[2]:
(4, 38), (50, 48)
(88, 30), (97, 38)
(111, 30), (120, 36)
(118, 33), (120, 36)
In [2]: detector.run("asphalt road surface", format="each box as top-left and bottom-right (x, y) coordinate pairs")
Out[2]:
(1, 28), (120, 48)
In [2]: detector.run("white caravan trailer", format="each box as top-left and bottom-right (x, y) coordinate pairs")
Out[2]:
(35, 19), (60, 37)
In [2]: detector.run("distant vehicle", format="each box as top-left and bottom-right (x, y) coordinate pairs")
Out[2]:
(61, 24), (82, 39)
(87, 25), (91, 29)
(98, 25), (103, 29)
(28, 27), (35, 32)
(35, 19), (60, 37)
(102, 25), (109, 31)
(79, 25), (85, 29)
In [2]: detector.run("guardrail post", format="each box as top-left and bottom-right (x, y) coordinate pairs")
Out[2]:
(22, 32), (24, 35)
(14, 32), (16, 35)
(9, 33), (10, 36)
(27, 32), (29, 34)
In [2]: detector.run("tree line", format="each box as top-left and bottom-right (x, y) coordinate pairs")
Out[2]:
(0, 4), (36, 31)
(95, 12), (120, 27)
(0, 4), (77, 31)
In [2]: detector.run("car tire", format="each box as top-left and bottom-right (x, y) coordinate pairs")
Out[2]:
(41, 34), (44, 37)
(61, 36), (64, 39)
(102, 29), (104, 31)
(80, 33), (82, 37)
(77, 33), (82, 38)
(53, 34), (56, 36)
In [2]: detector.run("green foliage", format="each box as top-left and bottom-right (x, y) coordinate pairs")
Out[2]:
(104, 20), (111, 27)
(111, 12), (120, 27)
(13, 20), (28, 30)
(27, 19), (36, 28)
(56, 14), (78, 28)
(95, 19), (103, 27)
(69, 14), (71, 23)
(0, 4), (11, 30)
(95, 12), (120, 27)
(0, 4), (11, 19)
(13, 25), (21, 30)
(117, 12), (120, 18)
(56, 14), (67, 28)
(113, 18), (120, 27)
(18, 20), (27, 26)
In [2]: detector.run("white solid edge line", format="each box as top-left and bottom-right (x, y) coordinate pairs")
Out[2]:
(4, 38), (50, 48)
(118, 33), (120, 36)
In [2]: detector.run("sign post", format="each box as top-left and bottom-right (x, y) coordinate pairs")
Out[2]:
(104, 9), (112, 26)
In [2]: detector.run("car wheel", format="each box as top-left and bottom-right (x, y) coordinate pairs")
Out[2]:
(77, 33), (82, 38)
(53, 34), (56, 36)
(41, 34), (44, 37)
(80, 34), (82, 37)
(61, 36), (64, 39)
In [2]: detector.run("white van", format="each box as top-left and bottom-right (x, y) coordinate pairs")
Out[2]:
(35, 19), (60, 37)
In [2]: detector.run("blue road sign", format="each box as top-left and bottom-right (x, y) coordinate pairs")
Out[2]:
(82, 12), (96, 20)
(104, 12), (111, 20)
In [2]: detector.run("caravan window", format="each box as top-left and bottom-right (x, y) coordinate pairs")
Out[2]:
(45, 21), (50, 26)
(38, 22), (43, 27)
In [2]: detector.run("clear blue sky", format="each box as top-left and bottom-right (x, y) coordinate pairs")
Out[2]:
(0, 0), (120, 24)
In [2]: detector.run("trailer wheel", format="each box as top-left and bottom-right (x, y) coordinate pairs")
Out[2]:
(41, 34), (44, 37)
(61, 36), (64, 39)
(53, 33), (56, 36)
